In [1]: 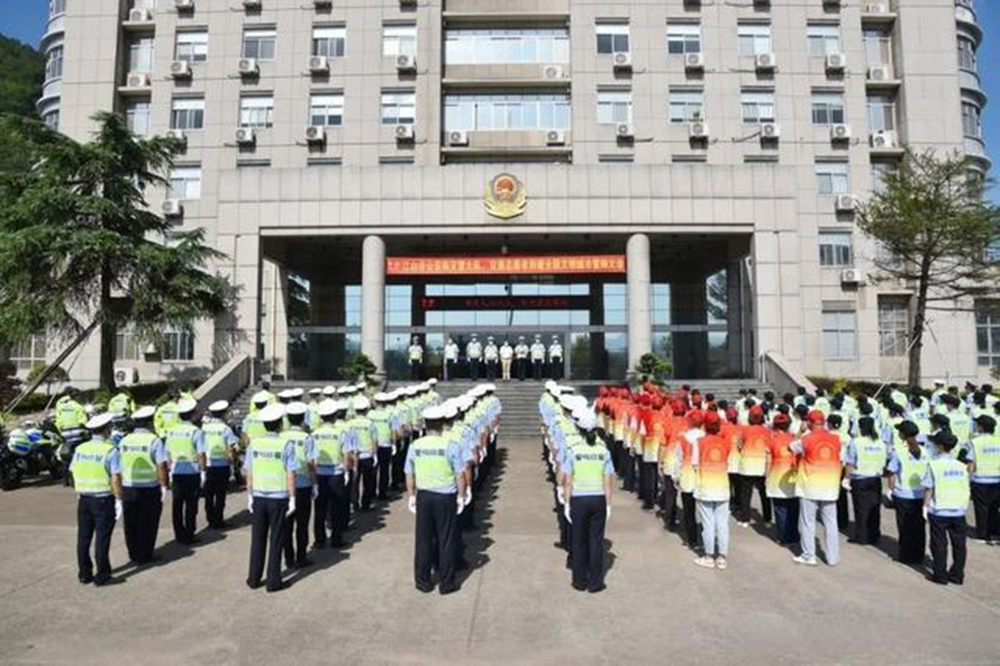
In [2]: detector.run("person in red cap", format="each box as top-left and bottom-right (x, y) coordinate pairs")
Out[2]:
(658, 401), (687, 530)
(765, 412), (800, 545)
(691, 411), (733, 569)
(790, 410), (843, 566)
(672, 410), (705, 549)
(736, 406), (773, 528)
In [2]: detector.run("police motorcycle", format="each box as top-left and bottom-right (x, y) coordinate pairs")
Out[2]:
(0, 417), (66, 490)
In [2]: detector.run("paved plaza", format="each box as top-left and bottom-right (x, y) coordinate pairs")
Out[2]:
(2, 438), (1000, 665)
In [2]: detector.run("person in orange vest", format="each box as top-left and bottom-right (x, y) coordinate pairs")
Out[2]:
(790, 410), (843, 566)
(765, 412), (800, 545)
(736, 406), (772, 528)
(672, 409), (705, 551)
(692, 411), (732, 570)
(639, 396), (665, 510)
(658, 400), (687, 531)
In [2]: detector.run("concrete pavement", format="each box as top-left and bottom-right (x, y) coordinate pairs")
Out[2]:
(2, 437), (1000, 665)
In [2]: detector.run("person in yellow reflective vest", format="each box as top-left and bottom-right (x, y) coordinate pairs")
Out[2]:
(886, 420), (929, 565)
(202, 401), (239, 530)
(118, 406), (169, 564)
(311, 399), (354, 549)
(923, 430), (970, 585)
(55, 390), (89, 486)
(347, 396), (377, 512)
(280, 403), (317, 569)
(107, 391), (135, 419)
(71, 412), (123, 586)
(154, 394), (181, 438)
(249, 381), (277, 414)
(164, 399), (205, 544)
(371, 392), (399, 501)
(843, 416), (887, 546)
(965, 414), (1000, 544)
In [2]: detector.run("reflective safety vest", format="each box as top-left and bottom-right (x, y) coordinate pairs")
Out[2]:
(348, 417), (375, 453)
(853, 436), (887, 478)
(571, 444), (608, 494)
(281, 428), (311, 484)
(243, 413), (267, 439)
(73, 440), (114, 495)
(249, 435), (288, 494)
(411, 435), (455, 491)
(120, 430), (159, 486)
(897, 447), (929, 492)
(155, 402), (180, 437)
(165, 424), (199, 466)
(971, 434), (1000, 478)
(929, 458), (970, 512)
(313, 424), (345, 467)
(108, 393), (134, 416)
(369, 409), (393, 447)
(949, 412), (972, 448)
(202, 421), (231, 461)
(55, 398), (86, 431)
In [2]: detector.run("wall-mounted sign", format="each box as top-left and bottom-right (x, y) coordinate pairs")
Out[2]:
(386, 255), (627, 276)
(484, 173), (527, 219)
(419, 296), (592, 311)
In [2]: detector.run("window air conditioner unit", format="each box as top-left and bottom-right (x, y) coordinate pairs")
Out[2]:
(865, 2), (890, 14)
(238, 58), (259, 76)
(314, 0), (332, 6)
(824, 0), (843, 6)
(175, 0), (194, 9)
(684, 52), (704, 70)
(308, 56), (329, 73)
(396, 54), (416, 72)
(162, 199), (183, 218)
(243, 0), (261, 8)
(871, 129), (898, 149)
(114, 367), (139, 387)
(613, 51), (632, 70)
(616, 123), (634, 139)
(400, 0), (417, 6)
(689, 121), (709, 139)
(127, 8), (151, 22)
(840, 268), (864, 285)
(755, 52), (776, 71)
(867, 65), (891, 81)
(760, 122), (780, 140)
(166, 129), (187, 146)
(835, 194), (856, 212)
(395, 124), (415, 142)
(541, 64), (565, 80)
(830, 124), (851, 141)
(170, 60), (192, 78)
(126, 72), (151, 88)
(546, 130), (566, 146)
(826, 53), (846, 71)
(305, 125), (326, 144)
(447, 130), (469, 146)
(236, 127), (256, 145)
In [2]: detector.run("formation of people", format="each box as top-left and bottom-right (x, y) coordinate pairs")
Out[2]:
(408, 334), (563, 382)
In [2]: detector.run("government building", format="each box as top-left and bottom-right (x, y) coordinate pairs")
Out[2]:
(29, 0), (992, 386)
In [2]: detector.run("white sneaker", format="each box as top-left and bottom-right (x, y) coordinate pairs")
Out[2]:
(715, 557), (728, 570)
(693, 556), (715, 569)
(792, 554), (818, 566)
(737, 521), (750, 529)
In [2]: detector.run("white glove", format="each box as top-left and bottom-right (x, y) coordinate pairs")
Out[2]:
(564, 502), (572, 524)
(312, 485), (319, 501)
(922, 505), (929, 520)
(465, 486), (472, 505)
(883, 487), (894, 501)
(556, 486), (566, 506)
(200, 471), (207, 488)
(606, 505), (612, 521)
(114, 499), (123, 521)
(286, 496), (296, 518)
(160, 486), (168, 502)
(392, 445), (397, 456)
(407, 495), (417, 514)
(248, 494), (254, 514)
(841, 478), (852, 491)
(456, 495), (465, 515)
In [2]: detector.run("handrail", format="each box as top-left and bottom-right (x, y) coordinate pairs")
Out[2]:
(761, 351), (816, 397)
(193, 354), (253, 410)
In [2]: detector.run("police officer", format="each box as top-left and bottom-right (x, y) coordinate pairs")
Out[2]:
(371, 392), (397, 501)
(408, 335), (424, 380)
(55, 389), (88, 486)
(548, 335), (563, 380)
(515, 336), (529, 381)
(202, 401), (239, 529)
(154, 392), (181, 438)
(164, 399), (205, 545)
(312, 400), (354, 548)
(924, 430), (970, 585)
(484, 336), (499, 381)
(965, 414), (1000, 544)
(72, 412), (123, 586)
(118, 406), (168, 564)
(250, 381), (277, 413)
(281, 402), (316, 569)
(245, 404), (298, 592)
(467, 334), (483, 380)
(444, 337), (459, 381)
(406, 403), (467, 595)
(886, 420), (929, 565)
(499, 339), (514, 382)
(348, 396), (377, 511)
(528, 334), (544, 381)
(107, 391), (135, 420)
(562, 408), (614, 592)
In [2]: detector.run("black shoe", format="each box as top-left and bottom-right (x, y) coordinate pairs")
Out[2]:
(266, 582), (286, 593)
(330, 538), (345, 548)
(439, 584), (459, 595)
(312, 540), (327, 550)
(925, 574), (948, 585)
(456, 559), (470, 571)
(295, 558), (313, 569)
(947, 574), (964, 585)
(571, 582), (588, 592)
(93, 577), (123, 587)
(78, 574), (94, 585)
(587, 584), (607, 594)
(246, 579), (263, 590)
(415, 582), (434, 594)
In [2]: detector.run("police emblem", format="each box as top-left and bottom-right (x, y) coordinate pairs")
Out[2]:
(485, 173), (527, 220)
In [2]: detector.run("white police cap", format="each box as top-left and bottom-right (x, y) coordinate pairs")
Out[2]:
(336, 386), (352, 395)
(285, 402), (308, 417)
(422, 405), (447, 421)
(428, 378), (438, 386)
(177, 399), (198, 414)
(309, 388), (322, 396)
(86, 412), (114, 431)
(317, 399), (340, 418)
(208, 400), (229, 413)
(132, 406), (156, 420)
(374, 392), (392, 403)
(322, 385), (336, 396)
(572, 408), (598, 431)
(278, 389), (297, 400)
(252, 392), (271, 406)
(258, 404), (286, 424)
(353, 396), (371, 411)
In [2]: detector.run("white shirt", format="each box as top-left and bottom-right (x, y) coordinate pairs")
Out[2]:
(549, 344), (563, 359)
(484, 344), (499, 360)
(530, 343), (545, 360)
(515, 344), (529, 358)
(408, 344), (423, 361)
(444, 343), (459, 361)
(500, 344), (513, 360)
(467, 341), (482, 359)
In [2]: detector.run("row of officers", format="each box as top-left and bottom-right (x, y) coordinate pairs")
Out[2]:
(408, 334), (564, 382)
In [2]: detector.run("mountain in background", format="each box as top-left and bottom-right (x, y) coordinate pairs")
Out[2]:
(0, 35), (44, 118)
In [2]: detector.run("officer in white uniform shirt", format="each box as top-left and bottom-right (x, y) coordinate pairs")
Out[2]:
(548, 335), (564, 381)
(408, 335), (424, 380)
(499, 339), (514, 382)
(515, 336), (530, 381)
(444, 337), (459, 381)
(530, 335), (546, 381)
(467, 334), (483, 380)
(484, 336), (499, 381)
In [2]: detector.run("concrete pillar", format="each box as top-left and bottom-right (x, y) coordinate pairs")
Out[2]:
(361, 235), (386, 374)
(726, 260), (744, 376)
(626, 234), (652, 372)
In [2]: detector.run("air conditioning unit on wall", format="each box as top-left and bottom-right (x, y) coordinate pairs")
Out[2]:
(114, 367), (139, 386)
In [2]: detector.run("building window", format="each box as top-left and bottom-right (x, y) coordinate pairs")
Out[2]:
(867, 93), (896, 132)
(863, 28), (892, 69)
(669, 89), (704, 123)
(443, 94), (571, 131)
(957, 36), (977, 71)
(131, 0), (156, 9)
(737, 23), (771, 56)
(878, 297), (910, 357)
(823, 310), (857, 360)
(170, 97), (204, 130)
(127, 36), (155, 73)
(383, 25), (416, 58)
(741, 90), (775, 124)
(42, 110), (60, 130)
(962, 102), (982, 139)
(162, 327), (195, 362)
(976, 301), (1000, 367)
(243, 28), (276, 60)
(115, 328), (141, 362)
(49, 0), (67, 17)
(872, 161), (897, 194)
(807, 24), (841, 56)
(381, 91), (415, 125)
(9, 334), (46, 371)
(667, 23), (701, 54)
(811, 91), (846, 125)
(596, 23), (629, 54)
(597, 90), (632, 124)
(168, 166), (201, 200)
(309, 93), (343, 127)
(125, 100), (151, 136)
(240, 95), (274, 128)
(816, 162), (851, 195)
(175, 30), (208, 63)
(312, 26), (346, 58)
(819, 232), (853, 267)
(45, 46), (64, 81)
(444, 28), (570, 64)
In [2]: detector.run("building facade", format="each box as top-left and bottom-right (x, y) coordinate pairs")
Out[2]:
(32, 0), (992, 386)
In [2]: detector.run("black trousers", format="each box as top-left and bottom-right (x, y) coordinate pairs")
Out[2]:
(517, 358), (527, 380)
(353, 457), (376, 510)
(681, 491), (699, 547)
(392, 440), (408, 490)
(929, 515), (967, 582)
(771, 497), (800, 544)
(895, 497), (926, 565)
(283, 487), (313, 566)
(850, 477), (882, 544)
(639, 461), (658, 509)
(550, 358), (562, 380)
(247, 496), (288, 591)
(837, 487), (850, 532)
(203, 466), (229, 529)
(737, 475), (772, 523)
(445, 359), (456, 381)
(314, 473), (349, 546)
(122, 486), (162, 563)
(532, 359), (543, 380)
(376, 447), (393, 500)
(415, 490), (458, 592)
(623, 452), (637, 492)
(171, 474), (200, 543)
(971, 482), (1000, 540)
(486, 360), (497, 380)
(77, 495), (116, 583)
(570, 496), (607, 591)
(556, 487), (570, 549)
(410, 360), (423, 380)
(469, 359), (481, 380)
(661, 478), (678, 529)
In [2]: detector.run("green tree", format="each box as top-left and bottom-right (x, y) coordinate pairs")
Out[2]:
(339, 352), (378, 385)
(26, 363), (70, 396)
(856, 150), (1000, 387)
(0, 112), (229, 390)
(0, 36), (45, 118)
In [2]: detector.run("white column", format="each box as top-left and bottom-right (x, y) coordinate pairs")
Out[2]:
(361, 235), (386, 373)
(626, 233), (652, 371)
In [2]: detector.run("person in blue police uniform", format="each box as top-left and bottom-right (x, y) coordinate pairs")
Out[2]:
(281, 402), (317, 569)
(924, 430), (971, 585)
(71, 412), (124, 586)
(164, 399), (206, 545)
(406, 403), (467, 595)
(201, 400), (239, 529)
(245, 404), (299, 592)
(886, 420), (929, 565)
(312, 399), (355, 549)
(118, 406), (169, 564)
(562, 408), (615, 593)
(966, 414), (1000, 544)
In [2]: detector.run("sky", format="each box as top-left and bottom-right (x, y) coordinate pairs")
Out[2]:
(1, 0), (998, 200)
